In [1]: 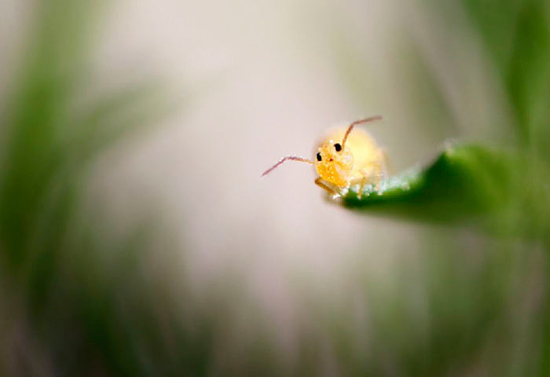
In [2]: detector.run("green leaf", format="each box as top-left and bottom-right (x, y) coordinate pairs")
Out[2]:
(342, 143), (521, 232)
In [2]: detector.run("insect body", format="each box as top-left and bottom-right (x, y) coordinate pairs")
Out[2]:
(262, 116), (387, 198)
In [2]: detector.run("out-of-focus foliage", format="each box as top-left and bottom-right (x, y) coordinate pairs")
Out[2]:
(0, 0), (214, 375)
(462, 0), (550, 147)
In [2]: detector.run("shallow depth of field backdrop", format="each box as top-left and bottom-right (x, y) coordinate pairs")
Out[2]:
(0, 0), (549, 375)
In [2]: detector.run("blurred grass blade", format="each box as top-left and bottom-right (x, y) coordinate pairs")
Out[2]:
(342, 143), (521, 231)
(0, 0), (97, 268)
(461, 0), (550, 145)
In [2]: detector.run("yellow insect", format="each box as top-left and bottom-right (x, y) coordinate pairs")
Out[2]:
(262, 116), (388, 198)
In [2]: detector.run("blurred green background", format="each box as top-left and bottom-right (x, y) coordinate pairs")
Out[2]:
(0, 0), (549, 375)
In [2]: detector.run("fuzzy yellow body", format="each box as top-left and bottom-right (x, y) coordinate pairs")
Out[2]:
(314, 127), (386, 196)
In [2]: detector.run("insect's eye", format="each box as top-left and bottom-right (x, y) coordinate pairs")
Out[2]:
(316, 152), (322, 162)
(334, 143), (342, 152)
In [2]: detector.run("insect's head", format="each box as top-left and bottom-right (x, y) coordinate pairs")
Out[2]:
(261, 116), (382, 185)
(314, 140), (353, 187)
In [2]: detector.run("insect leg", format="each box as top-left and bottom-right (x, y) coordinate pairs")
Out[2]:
(380, 148), (392, 176)
(358, 174), (368, 199)
(315, 178), (339, 197)
(359, 161), (384, 197)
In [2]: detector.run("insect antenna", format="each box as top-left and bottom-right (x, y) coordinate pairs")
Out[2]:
(262, 156), (314, 177)
(341, 115), (383, 149)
